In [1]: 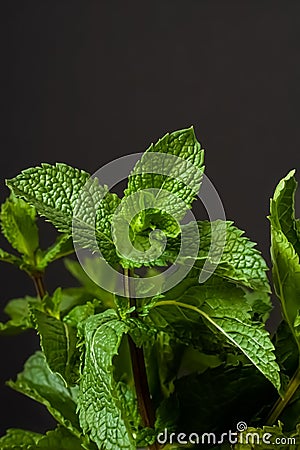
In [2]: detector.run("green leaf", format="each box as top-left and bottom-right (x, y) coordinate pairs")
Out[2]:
(63, 300), (98, 328)
(274, 321), (299, 381)
(144, 274), (231, 356)
(113, 128), (204, 268)
(7, 352), (81, 437)
(58, 288), (97, 316)
(40, 287), (63, 318)
(78, 309), (134, 449)
(270, 169), (300, 256)
(29, 426), (89, 450)
(200, 221), (270, 292)
(64, 258), (116, 309)
(176, 220), (270, 292)
(0, 296), (38, 334)
(0, 195), (39, 259)
(170, 364), (276, 437)
(72, 177), (121, 262)
(37, 235), (74, 269)
(177, 346), (223, 375)
(0, 429), (43, 449)
(269, 171), (300, 351)
(116, 381), (141, 431)
(0, 427), (95, 450)
(273, 325), (300, 431)
(201, 308), (279, 391)
(271, 230), (300, 343)
(6, 164), (91, 233)
(243, 289), (272, 323)
(143, 332), (185, 406)
(0, 248), (24, 268)
(64, 258), (107, 298)
(138, 219), (270, 290)
(126, 317), (156, 347)
(33, 310), (79, 385)
(6, 163), (120, 263)
(125, 127), (204, 215)
(112, 208), (180, 269)
(148, 276), (280, 390)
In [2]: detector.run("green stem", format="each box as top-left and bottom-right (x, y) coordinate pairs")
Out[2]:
(31, 272), (46, 299)
(123, 268), (158, 449)
(266, 366), (300, 425)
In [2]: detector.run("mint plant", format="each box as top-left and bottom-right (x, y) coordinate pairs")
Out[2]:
(0, 127), (299, 449)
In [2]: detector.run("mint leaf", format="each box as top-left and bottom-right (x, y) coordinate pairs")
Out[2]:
(6, 164), (91, 232)
(243, 289), (272, 323)
(143, 332), (184, 404)
(94, 190), (121, 264)
(112, 202), (181, 268)
(0, 427), (95, 450)
(177, 346), (222, 375)
(171, 364), (276, 438)
(0, 296), (38, 334)
(173, 220), (270, 292)
(275, 321), (299, 383)
(37, 235), (74, 269)
(58, 288), (97, 317)
(149, 276), (280, 390)
(138, 220), (270, 289)
(30, 426), (89, 450)
(270, 169), (300, 256)
(125, 127), (204, 214)
(64, 258), (99, 290)
(113, 128), (204, 268)
(269, 171), (300, 350)
(271, 229), (300, 344)
(201, 302), (280, 390)
(113, 342), (157, 450)
(41, 287), (63, 318)
(0, 195), (39, 259)
(78, 309), (134, 449)
(33, 310), (79, 385)
(6, 163), (120, 263)
(117, 381), (141, 430)
(63, 301), (98, 328)
(64, 258), (116, 309)
(7, 352), (81, 437)
(198, 221), (270, 292)
(0, 248), (24, 268)
(144, 274), (229, 355)
(72, 177), (120, 262)
(0, 429), (42, 449)
(126, 317), (156, 347)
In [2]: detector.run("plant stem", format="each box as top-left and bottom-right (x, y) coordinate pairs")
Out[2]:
(128, 337), (156, 428)
(123, 268), (158, 449)
(266, 366), (300, 425)
(31, 272), (46, 299)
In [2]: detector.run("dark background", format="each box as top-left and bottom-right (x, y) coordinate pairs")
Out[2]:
(1, 0), (300, 436)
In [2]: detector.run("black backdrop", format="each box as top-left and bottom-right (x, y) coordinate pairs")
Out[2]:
(1, 0), (300, 436)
